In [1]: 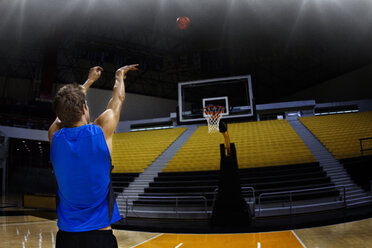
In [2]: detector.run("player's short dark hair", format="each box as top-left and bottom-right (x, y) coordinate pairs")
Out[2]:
(53, 84), (86, 127)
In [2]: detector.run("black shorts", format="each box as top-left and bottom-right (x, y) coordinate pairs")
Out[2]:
(56, 229), (118, 248)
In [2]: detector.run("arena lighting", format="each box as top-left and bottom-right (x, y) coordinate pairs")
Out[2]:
(314, 110), (358, 116)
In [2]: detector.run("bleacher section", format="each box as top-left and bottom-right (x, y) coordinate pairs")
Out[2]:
(299, 112), (372, 159)
(111, 173), (139, 194)
(164, 120), (316, 172)
(116, 114), (372, 216)
(134, 162), (340, 209)
(111, 128), (186, 173)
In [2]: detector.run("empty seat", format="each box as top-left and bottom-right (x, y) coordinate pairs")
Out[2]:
(300, 112), (372, 159)
(164, 120), (316, 172)
(111, 127), (186, 173)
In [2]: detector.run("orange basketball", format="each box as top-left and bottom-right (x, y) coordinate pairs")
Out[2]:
(176, 16), (190, 30)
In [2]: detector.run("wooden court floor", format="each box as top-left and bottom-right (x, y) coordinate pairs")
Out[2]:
(1, 215), (372, 248)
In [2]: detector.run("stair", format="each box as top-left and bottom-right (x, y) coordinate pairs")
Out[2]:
(289, 119), (372, 208)
(115, 125), (199, 215)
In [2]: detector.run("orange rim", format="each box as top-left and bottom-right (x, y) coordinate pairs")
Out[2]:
(203, 105), (225, 117)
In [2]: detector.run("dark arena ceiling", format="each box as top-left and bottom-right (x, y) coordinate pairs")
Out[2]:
(0, 0), (371, 103)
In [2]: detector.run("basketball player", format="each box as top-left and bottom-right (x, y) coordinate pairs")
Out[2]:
(49, 64), (139, 248)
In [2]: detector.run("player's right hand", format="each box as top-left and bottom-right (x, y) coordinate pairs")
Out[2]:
(116, 64), (139, 79)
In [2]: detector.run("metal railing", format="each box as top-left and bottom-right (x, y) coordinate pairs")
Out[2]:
(258, 185), (346, 216)
(121, 195), (209, 218)
(117, 185), (347, 218)
(359, 137), (372, 156)
(242, 187), (256, 201)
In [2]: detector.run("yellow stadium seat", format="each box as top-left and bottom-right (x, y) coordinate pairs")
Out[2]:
(300, 112), (372, 159)
(163, 119), (316, 172)
(111, 127), (186, 173)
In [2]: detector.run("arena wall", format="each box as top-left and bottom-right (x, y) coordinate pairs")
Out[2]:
(66, 85), (177, 122)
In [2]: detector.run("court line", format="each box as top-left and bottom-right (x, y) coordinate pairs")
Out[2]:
(291, 230), (307, 248)
(129, 233), (164, 248)
(175, 243), (183, 248)
(0, 220), (56, 226)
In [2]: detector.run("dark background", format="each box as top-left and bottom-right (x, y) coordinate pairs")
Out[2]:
(0, 0), (371, 122)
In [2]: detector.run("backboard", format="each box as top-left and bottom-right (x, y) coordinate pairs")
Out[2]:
(178, 75), (254, 123)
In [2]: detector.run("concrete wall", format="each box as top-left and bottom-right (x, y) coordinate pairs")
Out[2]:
(56, 84), (177, 122)
(282, 64), (372, 103)
(0, 126), (48, 141)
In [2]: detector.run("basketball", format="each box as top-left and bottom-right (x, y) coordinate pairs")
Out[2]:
(176, 16), (190, 30)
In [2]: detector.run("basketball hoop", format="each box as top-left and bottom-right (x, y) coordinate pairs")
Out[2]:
(203, 105), (225, 133)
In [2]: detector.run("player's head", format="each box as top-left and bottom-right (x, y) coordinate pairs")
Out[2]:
(53, 83), (90, 127)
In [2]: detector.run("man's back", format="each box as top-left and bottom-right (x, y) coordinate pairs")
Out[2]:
(50, 124), (120, 232)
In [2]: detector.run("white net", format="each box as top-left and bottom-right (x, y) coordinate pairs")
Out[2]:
(203, 106), (225, 134)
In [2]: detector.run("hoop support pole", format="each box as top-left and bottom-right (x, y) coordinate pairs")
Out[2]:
(222, 131), (231, 157)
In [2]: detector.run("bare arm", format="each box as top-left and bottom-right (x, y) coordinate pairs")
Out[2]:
(94, 64), (139, 153)
(48, 118), (62, 144)
(82, 66), (103, 93)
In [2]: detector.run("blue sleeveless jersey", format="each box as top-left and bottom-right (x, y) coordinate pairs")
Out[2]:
(50, 124), (121, 232)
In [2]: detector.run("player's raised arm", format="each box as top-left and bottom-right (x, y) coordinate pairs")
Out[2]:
(82, 66), (104, 93)
(94, 64), (139, 151)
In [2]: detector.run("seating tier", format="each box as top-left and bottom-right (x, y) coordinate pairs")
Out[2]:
(164, 120), (316, 172)
(112, 128), (186, 173)
(300, 112), (372, 159)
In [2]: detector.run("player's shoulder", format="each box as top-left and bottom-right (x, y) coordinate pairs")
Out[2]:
(93, 109), (117, 139)
(94, 109), (115, 125)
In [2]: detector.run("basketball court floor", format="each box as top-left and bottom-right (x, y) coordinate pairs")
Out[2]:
(1, 215), (372, 247)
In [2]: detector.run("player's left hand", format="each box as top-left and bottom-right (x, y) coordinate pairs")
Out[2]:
(88, 66), (104, 82)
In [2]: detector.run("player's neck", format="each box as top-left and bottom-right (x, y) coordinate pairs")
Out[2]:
(71, 118), (89, 128)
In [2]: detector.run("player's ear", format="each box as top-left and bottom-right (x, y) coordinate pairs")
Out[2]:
(82, 102), (88, 114)
(84, 100), (89, 109)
